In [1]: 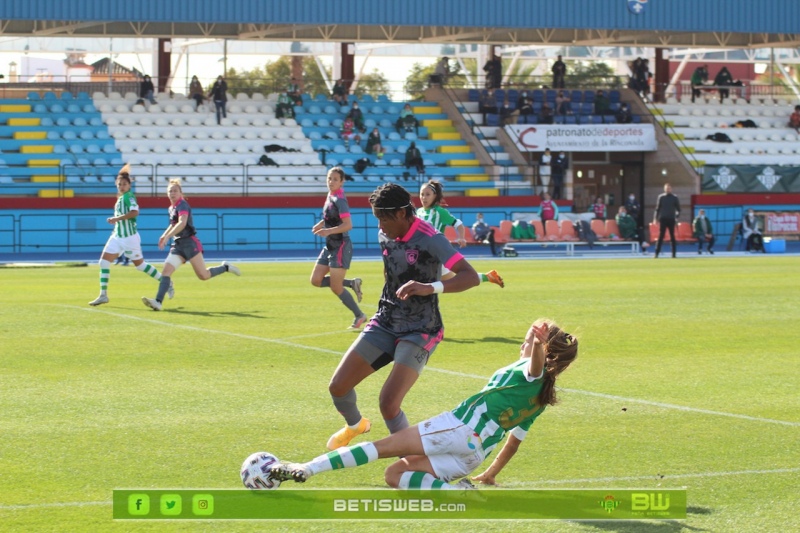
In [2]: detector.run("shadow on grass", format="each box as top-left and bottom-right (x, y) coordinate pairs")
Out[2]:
(163, 307), (269, 319)
(581, 506), (713, 532)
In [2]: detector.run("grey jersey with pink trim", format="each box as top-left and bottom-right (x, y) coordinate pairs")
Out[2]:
(323, 189), (351, 248)
(169, 198), (196, 240)
(373, 217), (464, 335)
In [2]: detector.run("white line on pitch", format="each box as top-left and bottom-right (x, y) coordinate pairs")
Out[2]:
(505, 466), (800, 487)
(56, 305), (800, 428)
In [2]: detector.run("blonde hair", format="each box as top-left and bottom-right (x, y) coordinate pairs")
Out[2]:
(168, 178), (182, 191)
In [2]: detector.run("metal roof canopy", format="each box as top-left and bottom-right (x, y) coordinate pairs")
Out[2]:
(0, 0), (799, 49)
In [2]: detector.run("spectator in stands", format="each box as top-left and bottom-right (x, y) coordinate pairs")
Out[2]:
(89, 165), (173, 307)
(347, 102), (366, 133)
(275, 91), (294, 119)
(365, 128), (384, 158)
(589, 197), (607, 220)
(287, 78), (302, 105)
(483, 51), (502, 90)
(624, 192), (642, 242)
(616, 103), (633, 124)
(499, 100), (515, 125)
(551, 55), (566, 89)
(480, 90), (499, 123)
(636, 59), (652, 100)
(405, 142), (425, 175)
(139, 75), (157, 105)
(538, 192), (560, 234)
(690, 65), (708, 103)
(713, 67), (734, 103)
(472, 213), (500, 256)
(594, 90), (611, 116)
(396, 103), (419, 135)
(516, 91), (529, 110)
(789, 105), (800, 133)
(615, 206), (638, 241)
(741, 209), (764, 253)
(340, 117), (361, 151)
(538, 102), (554, 125)
(551, 151), (568, 200)
(692, 209), (715, 255)
(538, 148), (552, 191)
(208, 75), (228, 125)
(332, 79), (348, 106)
(628, 57), (643, 93)
(653, 182), (680, 259)
(430, 57), (451, 86)
(188, 75), (204, 109)
(518, 97), (534, 120)
(555, 90), (572, 115)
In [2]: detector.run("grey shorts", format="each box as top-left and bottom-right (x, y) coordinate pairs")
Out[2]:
(169, 236), (203, 261)
(349, 321), (444, 374)
(316, 239), (353, 270)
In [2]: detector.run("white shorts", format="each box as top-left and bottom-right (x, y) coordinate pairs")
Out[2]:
(419, 411), (485, 482)
(102, 233), (143, 261)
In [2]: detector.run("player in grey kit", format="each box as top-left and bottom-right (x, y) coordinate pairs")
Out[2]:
(310, 167), (366, 331)
(325, 183), (480, 451)
(142, 179), (241, 311)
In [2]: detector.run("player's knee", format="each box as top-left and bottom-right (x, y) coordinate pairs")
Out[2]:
(384, 464), (402, 488)
(328, 379), (349, 398)
(197, 271), (211, 281)
(378, 397), (402, 420)
(310, 276), (322, 287)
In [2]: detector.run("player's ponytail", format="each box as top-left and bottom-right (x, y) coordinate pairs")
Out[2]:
(537, 322), (578, 406)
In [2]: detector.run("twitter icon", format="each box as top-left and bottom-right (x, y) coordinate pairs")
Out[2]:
(160, 494), (182, 516)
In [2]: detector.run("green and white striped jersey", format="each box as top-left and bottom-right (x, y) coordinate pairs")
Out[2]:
(113, 191), (139, 237)
(416, 205), (458, 233)
(451, 358), (546, 455)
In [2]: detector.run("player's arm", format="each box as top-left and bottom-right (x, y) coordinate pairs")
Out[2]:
(395, 257), (479, 299)
(159, 214), (188, 247)
(314, 216), (352, 237)
(108, 209), (138, 224)
(312, 220), (325, 232)
(454, 219), (467, 247)
(472, 431), (524, 486)
(522, 322), (549, 377)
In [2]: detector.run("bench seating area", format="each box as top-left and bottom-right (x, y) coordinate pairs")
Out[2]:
(0, 92), (123, 197)
(653, 99), (800, 168)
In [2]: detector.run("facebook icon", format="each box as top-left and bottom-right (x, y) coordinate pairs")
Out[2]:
(128, 494), (150, 515)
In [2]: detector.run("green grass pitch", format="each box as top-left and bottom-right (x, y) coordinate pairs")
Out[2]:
(1, 256), (798, 532)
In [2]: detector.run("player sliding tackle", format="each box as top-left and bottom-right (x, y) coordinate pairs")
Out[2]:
(270, 319), (578, 490)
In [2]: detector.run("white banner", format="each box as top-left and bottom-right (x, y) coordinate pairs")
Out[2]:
(506, 124), (658, 152)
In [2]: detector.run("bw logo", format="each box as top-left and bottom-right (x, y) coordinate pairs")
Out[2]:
(632, 493), (670, 511)
(627, 0), (648, 15)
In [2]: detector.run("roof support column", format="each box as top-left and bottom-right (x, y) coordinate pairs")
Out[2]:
(653, 48), (669, 103)
(339, 42), (355, 93)
(157, 38), (172, 94)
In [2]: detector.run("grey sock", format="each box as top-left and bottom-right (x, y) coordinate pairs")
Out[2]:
(155, 276), (171, 302)
(337, 289), (362, 317)
(320, 277), (331, 287)
(342, 279), (354, 288)
(332, 389), (361, 426)
(209, 265), (227, 277)
(384, 410), (409, 434)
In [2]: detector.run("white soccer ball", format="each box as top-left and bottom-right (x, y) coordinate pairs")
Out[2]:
(240, 452), (281, 490)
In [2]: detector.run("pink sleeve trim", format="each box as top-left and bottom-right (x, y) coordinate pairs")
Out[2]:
(339, 212), (351, 218)
(443, 253), (464, 270)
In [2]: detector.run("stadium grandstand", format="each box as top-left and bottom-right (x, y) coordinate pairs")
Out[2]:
(1, 0), (799, 257)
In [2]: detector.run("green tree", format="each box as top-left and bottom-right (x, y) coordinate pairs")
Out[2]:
(351, 69), (391, 99)
(567, 61), (621, 89)
(224, 56), (332, 97)
(404, 60), (468, 101)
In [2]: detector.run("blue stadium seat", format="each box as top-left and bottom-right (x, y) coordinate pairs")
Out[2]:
(486, 114), (500, 127)
(27, 91), (41, 101)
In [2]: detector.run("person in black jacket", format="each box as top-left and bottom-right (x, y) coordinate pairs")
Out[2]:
(139, 75), (156, 104)
(653, 183), (680, 258)
(208, 75), (228, 125)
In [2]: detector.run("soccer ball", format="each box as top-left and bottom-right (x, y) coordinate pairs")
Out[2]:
(240, 452), (281, 490)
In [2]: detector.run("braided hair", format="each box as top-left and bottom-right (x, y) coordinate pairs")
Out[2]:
(369, 183), (415, 219)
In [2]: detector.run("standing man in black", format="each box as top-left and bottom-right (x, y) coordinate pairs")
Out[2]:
(552, 55), (566, 89)
(653, 183), (680, 258)
(551, 151), (568, 200)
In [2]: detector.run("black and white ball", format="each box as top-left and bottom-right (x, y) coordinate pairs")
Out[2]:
(240, 452), (281, 490)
